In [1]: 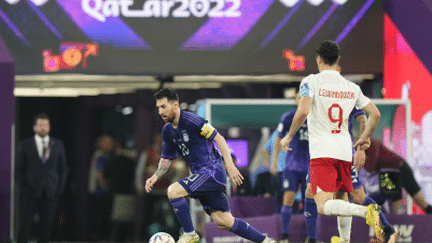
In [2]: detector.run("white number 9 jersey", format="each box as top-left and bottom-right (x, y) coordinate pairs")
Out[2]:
(300, 70), (370, 161)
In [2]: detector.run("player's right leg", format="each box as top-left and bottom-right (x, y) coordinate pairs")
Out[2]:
(279, 170), (300, 243)
(314, 190), (384, 242)
(167, 182), (199, 243)
(304, 183), (318, 243)
(311, 158), (383, 241)
(280, 191), (295, 243)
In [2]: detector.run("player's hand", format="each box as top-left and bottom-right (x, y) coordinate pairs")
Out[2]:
(270, 162), (278, 176)
(353, 149), (366, 170)
(353, 136), (370, 150)
(226, 165), (244, 187)
(280, 136), (292, 153)
(145, 175), (159, 193)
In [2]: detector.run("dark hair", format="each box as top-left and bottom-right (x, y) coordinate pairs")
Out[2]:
(33, 113), (50, 126)
(153, 88), (179, 102)
(316, 40), (340, 65)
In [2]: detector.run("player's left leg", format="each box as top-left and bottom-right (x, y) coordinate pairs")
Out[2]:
(334, 191), (352, 243)
(209, 210), (276, 243)
(184, 172), (276, 243)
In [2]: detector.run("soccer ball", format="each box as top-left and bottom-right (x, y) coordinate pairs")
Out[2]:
(149, 232), (175, 243)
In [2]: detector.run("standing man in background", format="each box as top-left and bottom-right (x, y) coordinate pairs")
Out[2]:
(16, 113), (68, 243)
(88, 134), (116, 241)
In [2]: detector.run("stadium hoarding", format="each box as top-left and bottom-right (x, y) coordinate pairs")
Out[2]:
(1, 0), (382, 75)
(206, 212), (432, 242)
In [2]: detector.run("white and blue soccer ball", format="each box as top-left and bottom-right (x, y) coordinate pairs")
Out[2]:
(149, 232), (175, 243)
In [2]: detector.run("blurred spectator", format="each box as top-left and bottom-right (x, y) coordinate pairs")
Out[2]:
(15, 113), (68, 243)
(105, 142), (137, 241)
(253, 171), (273, 198)
(248, 127), (271, 176)
(87, 134), (116, 240)
(133, 132), (179, 241)
(263, 129), (287, 213)
(360, 138), (432, 214)
(135, 132), (173, 193)
(230, 154), (251, 196)
(106, 142), (136, 195)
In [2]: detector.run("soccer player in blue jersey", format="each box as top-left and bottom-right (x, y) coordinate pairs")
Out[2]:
(145, 88), (277, 243)
(270, 93), (309, 243)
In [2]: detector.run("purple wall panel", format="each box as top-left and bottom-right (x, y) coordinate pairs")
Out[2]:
(0, 35), (15, 241)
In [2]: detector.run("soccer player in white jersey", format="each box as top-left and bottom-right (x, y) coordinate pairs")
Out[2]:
(280, 40), (383, 243)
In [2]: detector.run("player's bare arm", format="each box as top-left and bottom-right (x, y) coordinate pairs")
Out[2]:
(281, 96), (312, 152)
(214, 133), (244, 186)
(145, 158), (173, 193)
(270, 135), (282, 175)
(353, 114), (367, 170)
(354, 102), (381, 149)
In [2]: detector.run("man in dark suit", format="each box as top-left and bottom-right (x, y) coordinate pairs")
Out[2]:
(15, 113), (68, 243)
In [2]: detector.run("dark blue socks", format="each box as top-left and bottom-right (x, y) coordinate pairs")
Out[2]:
(230, 218), (266, 242)
(304, 198), (318, 240)
(169, 198), (195, 233)
(281, 205), (293, 235)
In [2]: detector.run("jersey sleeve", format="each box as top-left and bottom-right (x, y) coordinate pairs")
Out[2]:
(355, 86), (371, 109)
(277, 111), (293, 138)
(185, 112), (219, 141)
(299, 75), (315, 99)
(161, 126), (177, 160)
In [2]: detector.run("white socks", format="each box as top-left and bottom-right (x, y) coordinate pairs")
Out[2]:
(337, 216), (352, 242)
(183, 231), (196, 236)
(323, 199), (367, 218)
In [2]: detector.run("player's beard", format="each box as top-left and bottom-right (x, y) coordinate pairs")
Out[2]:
(165, 109), (176, 123)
